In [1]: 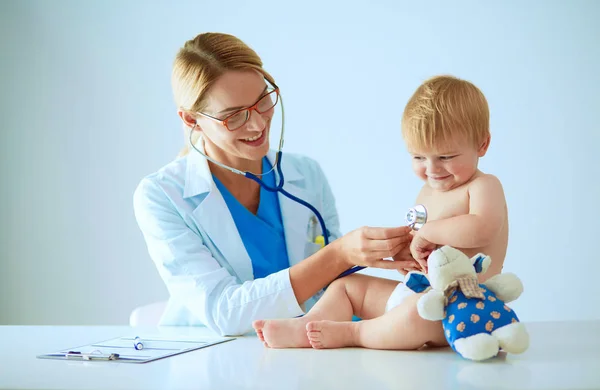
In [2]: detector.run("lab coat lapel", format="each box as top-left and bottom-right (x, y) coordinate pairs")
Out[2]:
(267, 151), (317, 268)
(187, 142), (254, 283)
(193, 190), (254, 282)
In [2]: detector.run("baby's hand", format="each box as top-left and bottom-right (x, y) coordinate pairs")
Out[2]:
(392, 240), (421, 275)
(410, 234), (437, 272)
(401, 264), (422, 275)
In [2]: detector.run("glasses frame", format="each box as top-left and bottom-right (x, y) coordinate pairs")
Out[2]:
(195, 83), (280, 131)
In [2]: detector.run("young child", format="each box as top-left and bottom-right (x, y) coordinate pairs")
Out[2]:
(252, 75), (509, 350)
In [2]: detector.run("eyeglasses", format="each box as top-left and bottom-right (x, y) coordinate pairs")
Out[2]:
(196, 86), (280, 131)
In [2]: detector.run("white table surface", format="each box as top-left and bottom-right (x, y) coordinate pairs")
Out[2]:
(1, 321), (599, 390)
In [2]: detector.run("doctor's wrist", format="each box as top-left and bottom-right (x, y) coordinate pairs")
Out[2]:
(326, 239), (353, 269)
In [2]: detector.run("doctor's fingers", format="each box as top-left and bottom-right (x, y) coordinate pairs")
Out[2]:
(370, 259), (420, 271)
(366, 236), (410, 254)
(363, 251), (397, 263)
(362, 226), (412, 240)
(361, 239), (407, 260)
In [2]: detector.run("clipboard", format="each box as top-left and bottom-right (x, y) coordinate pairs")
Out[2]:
(37, 335), (235, 363)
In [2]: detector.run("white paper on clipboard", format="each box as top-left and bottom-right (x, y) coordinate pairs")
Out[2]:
(37, 335), (235, 363)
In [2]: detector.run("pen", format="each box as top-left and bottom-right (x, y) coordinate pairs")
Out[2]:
(133, 336), (144, 350)
(307, 216), (317, 242)
(65, 350), (120, 361)
(314, 235), (325, 248)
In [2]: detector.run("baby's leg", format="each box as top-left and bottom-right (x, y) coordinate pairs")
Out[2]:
(309, 273), (399, 321)
(307, 292), (447, 350)
(253, 274), (398, 348)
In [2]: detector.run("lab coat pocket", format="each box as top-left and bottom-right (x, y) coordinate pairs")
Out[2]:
(304, 241), (323, 258)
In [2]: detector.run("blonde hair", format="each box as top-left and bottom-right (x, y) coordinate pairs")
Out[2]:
(401, 75), (489, 151)
(171, 32), (275, 156)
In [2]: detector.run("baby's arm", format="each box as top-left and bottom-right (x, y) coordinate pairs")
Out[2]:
(416, 175), (506, 248)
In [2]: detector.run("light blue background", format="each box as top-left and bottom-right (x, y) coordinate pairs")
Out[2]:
(1, 0), (598, 325)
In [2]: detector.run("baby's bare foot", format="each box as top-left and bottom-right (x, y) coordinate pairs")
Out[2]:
(255, 318), (312, 348)
(306, 320), (358, 349)
(252, 320), (267, 344)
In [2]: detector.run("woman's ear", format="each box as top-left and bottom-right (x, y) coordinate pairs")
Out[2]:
(478, 134), (491, 157)
(178, 110), (200, 131)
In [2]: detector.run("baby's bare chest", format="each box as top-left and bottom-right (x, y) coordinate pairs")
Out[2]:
(417, 188), (470, 222)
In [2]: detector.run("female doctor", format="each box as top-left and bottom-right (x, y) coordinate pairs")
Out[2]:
(133, 32), (414, 336)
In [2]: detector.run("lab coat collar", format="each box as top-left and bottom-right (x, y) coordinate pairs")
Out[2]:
(183, 139), (304, 199)
(182, 140), (213, 199)
(185, 138), (313, 282)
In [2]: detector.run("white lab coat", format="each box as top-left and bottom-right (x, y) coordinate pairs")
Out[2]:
(133, 145), (342, 336)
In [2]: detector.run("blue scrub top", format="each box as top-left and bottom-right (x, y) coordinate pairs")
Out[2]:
(213, 158), (290, 279)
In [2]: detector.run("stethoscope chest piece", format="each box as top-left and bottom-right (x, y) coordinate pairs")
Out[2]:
(405, 204), (427, 231)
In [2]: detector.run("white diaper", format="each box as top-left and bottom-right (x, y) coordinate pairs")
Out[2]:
(385, 282), (416, 312)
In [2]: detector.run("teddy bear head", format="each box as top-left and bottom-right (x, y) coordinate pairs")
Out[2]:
(427, 246), (491, 290)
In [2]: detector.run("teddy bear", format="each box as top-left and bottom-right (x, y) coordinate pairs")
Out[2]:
(404, 245), (529, 361)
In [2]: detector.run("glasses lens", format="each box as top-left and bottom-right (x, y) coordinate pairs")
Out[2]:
(226, 110), (249, 130)
(256, 90), (278, 113)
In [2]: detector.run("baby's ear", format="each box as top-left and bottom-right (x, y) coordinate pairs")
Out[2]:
(472, 254), (491, 274)
(405, 272), (431, 293)
(478, 135), (491, 157)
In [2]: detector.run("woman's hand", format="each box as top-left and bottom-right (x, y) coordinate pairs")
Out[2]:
(335, 226), (414, 271)
(410, 233), (437, 272)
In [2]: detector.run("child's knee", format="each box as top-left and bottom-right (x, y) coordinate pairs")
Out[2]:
(327, 277), (345, 290)
(328, 275), (355, 292)
(330, 273), (368, 292)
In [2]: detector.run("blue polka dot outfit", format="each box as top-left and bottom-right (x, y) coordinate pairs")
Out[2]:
(443, 285), (520, 354)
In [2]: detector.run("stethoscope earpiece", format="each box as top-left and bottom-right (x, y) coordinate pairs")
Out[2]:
(406, 204), (427, 231)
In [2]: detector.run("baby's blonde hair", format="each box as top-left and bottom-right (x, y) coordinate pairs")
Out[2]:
(401, 75), (490, 152)
(172, 32), (275, 156)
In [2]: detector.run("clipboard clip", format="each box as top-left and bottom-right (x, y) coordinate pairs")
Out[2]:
(66, 350), (120, 361)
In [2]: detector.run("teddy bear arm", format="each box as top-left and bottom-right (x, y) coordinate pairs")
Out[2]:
(482, 273), (523, 303)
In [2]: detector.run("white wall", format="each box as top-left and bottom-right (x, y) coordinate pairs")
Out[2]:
(1, 0), (598, 325)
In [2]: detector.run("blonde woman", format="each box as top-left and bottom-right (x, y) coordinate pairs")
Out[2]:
(133, 32), (416, 336)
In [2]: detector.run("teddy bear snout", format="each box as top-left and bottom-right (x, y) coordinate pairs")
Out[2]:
(429, 246), (459, 268)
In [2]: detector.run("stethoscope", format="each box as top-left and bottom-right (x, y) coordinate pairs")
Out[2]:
(190, 94), (428, 280)
(335, 204), (428, 278)
(190, 95), (338, 254)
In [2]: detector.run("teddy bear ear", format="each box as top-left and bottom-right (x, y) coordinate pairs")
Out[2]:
(405, 272), (431, 293)
(472, 254), (491, 274)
